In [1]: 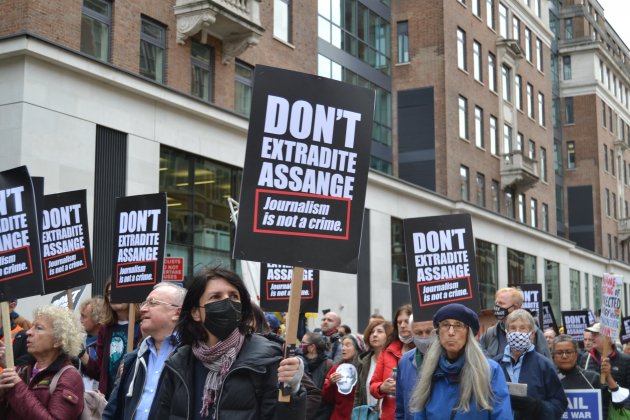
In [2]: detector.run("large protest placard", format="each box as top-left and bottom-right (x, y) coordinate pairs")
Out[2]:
(562, 310), (589, 343)
(561, 390), (602, 420)
(0, 166), (43, 300)
(403, 214), (480, 319)
(620, 316), (630, 344)
(41, 190), (94, 294)
(600, 273), (623, 339)
(509, 283), (543, 328)
(50, 285), (86, 311)
(233, 65), (375, 274)
(259, 263), (319, 313)
(543, 301), (559, 333)
(110, 193), (167, 303)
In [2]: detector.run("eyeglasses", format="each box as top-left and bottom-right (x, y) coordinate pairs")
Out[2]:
(553, 350), (576, 357)
(140, 297), (180, 309)
(438, 321), (466, 332)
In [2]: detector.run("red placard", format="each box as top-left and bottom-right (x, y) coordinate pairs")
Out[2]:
(163, 257), (184, 281)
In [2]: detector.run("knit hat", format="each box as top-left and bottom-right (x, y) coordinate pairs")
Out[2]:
(433, 303), (480, 335)
(265, 313), (280, 332)
(345, 333), (367, 353)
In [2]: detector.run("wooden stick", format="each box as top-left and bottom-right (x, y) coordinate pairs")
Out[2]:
(278, 266), (304, 402)
(127, 305), (135, 353)
(601, 338), (610, 384)
(1, 302), (14, 368)
(66, 289), (74, 311)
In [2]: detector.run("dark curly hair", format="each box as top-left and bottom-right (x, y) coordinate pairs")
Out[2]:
(177, 266), (254, 345)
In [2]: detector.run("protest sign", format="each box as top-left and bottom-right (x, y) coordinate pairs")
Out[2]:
(0, 166), (43, 300)
(41, 190), (94, 294)
(543, 301), (558, 333)
(50, 285), (86, 311)
(561, 389), (601, 420)
(403, 214), (480, 319)
(509, 283), (543, 328)
(587, 310), (595, 326)
(233, 65), (375, 274)
(620, 316), (630, 344)
(110, 193), (167, 303)
(163, 257), (184, 282)
(259, 263), (319, 313)
(562, 310), (589, 343)
(600, 273), (623, 339)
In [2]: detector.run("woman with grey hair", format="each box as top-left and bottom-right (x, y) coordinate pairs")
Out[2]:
(410, 303), (511, 419)
(0, 305), (85, 419)
(497, 308), (567, 419)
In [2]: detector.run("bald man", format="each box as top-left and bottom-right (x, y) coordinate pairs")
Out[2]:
(317, 311), (342, 361)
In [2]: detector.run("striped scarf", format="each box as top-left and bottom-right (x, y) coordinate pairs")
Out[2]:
(192, 329), (245, 417)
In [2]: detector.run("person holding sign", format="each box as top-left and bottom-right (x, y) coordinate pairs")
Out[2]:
(150, 267), (306, 419)
(0, 305), (85, 419)
(409, 303), (511, 419)
(496, 309), (567, 419)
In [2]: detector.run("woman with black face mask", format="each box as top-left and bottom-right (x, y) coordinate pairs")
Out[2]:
(150, 267), (307, 420)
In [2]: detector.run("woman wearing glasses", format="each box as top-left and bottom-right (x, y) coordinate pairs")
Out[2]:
(410, 303), (511, 419)
(497, 309), (567, 419)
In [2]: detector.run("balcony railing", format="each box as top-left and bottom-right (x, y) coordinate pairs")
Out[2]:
(500, 151), (539, 190)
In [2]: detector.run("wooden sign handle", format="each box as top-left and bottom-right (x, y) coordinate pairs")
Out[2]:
(278, 266), (304, 403)
(127, 305), (135, 353)
(1, 302), (14, 368)
(66, 289), (74, 311)
(601, 338), (610, 384)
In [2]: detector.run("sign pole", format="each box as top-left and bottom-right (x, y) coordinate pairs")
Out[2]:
(1, 302), (14, 368)
(278, 266), (304, 402)
(66, 289), (74, 311)
(127, 305), (135, 353)
(601, 339), (609, 384)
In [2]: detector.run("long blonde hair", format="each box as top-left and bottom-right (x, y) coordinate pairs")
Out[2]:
(410, 327), (494, 413)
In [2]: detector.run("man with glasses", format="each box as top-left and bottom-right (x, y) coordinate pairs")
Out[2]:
(103, 282), (186, 419)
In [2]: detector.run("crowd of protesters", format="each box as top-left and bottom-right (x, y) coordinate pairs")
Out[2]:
(0, 278), (627, 419)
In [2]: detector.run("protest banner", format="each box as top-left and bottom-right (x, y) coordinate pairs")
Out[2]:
(259, 263), (319, 313)
(509, 283), (543, 329)
(543, 301), (559, 333)
(163, 257), (184, 282)
(403, 214), (480, 320)
(233, 65), (375, 274)
(110, 193), (167, 304)
(561, 389), (602, 420)
(50, 285), (86, 311)
(41, 190), (94, 295)
(562, 310), (589, 343)
(620, 315), (630, 344)
(587, 310), (595, 326)
(600, 273), (623, 339)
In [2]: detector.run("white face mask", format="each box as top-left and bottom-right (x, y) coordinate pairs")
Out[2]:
(413, 336), (435, 354)
(399, 334), (414, 344)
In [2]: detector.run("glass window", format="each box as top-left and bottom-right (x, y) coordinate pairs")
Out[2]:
(545, 260), (561, 320)
(507, 248), (537, 284)
(541, 147), (547, 182)
(476, 239), (498, 309)
(604, 144), (609, 171)
(397, 21), (409, 63)
(502, 65), (512, 102)
(503, 123), (512, 156)
(459, 96), (468, 139)
(565, 18), (573, 40)
(461, 165), (470, 200)
(516, 133), (523, 152)
(139, 17), (166, 83)
(536, 38), (543, 72)
(473, 0), (481, 17)
(530, 198), (537, 227)
(538, 92), (545, 126)
(605, 188), (610, 216)
(542, 203), (549, 231)
(476, 172), (486, 207)
(473, 41), (482, 81)
(488, 52), (497, 91)
(518, 193), (526, 223)
(487, 0), (495, 29)
(528, 139), (535, 160)
(391, 218), (407, 283)
(563, 56), (572, 80)
(593, 275), (602, 311)
(81, 0), (111, 62)
(527, 83), (534, 118)
(499, 3), (508, 38)
(567, 141), (576, 169)
(235, 61), (254, 116)
(505, 188), (515, 218)
(457, 28), (467, 70)
(515, 75), (522, 110)
(512, 16), (520, 41)
(492, 180), (500, 212)
(490, 115), (498, 155)
(613, 192), (617, 219)
(584, 273), (590, 310)
(525, 27), (532, 61)
(475, 106), (484, 148)
(273, 0), (291, 42)
(191, 41), (213, 102)
(565, 97), (574, 124)
(534, 0), (541, 17)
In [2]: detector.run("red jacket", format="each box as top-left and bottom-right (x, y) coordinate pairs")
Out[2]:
(369, 340), (404, 420)
(322, 363), (356, 420)
(0, 355), (84, 420)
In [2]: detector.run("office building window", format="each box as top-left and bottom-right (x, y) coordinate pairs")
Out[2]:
(475, 106), (484, 148)
(503, 124), (512, 156)
(542, 203), (549, 232)
(191, 41), (213, 101)
(507, 248), (537, 284)
(567, 141), (575, 169)
(490, 115), (498, 155)
(473, 0), (481, 17)
(397, 21), (409, 63)
(515, 75), (522, 110)
(391, 218), (407, 283)
(612, 149), (616, 176)
(512, 17), (520, 41)
(461, 166), (470, 200)
(81, 0), (111, 62)
(499, 3), (508, 38)
(139, 17), (166, 83)
(541, 147), (547, 182)
(491, 180), (500, 212)
(536, 38), (543, 72)
(525, 27), (532, 61)
(235, 60), (254, 116)
(563, 56), (572, 80)
(530, 198), (537, 228)
(546, 260), (561, 319)
(518, 193), (526, 223)
(476, 239), (498, 309)
(605, 188), (610, 216)
(565, 18), (573, 40)
(487, 0), (495, 29)
(457, 28), (467, 70)
(528, 139), (535, 160)
(459, 96), (468, 139)
(565, 97), (574, 124)
(473, 41), (482, 81)
(604, 144), (609, 171)
(538, 92), (545, 126)
(527, 83), (534, 118)
(502, 65), (512, 102)
(613, 192), (617, 219)
(534, 0), (541, 17)
(476, 173), (486, 207)
(505, 189), (515, 219)
(516, 133), (524, 152)
(607, 234), (612, 258)
(602, 100), (607, 127)
(488, 53), (497, 91)
(273, 0), (291, 42)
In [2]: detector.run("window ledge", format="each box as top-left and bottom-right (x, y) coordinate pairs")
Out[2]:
(273, 36), (295, 49)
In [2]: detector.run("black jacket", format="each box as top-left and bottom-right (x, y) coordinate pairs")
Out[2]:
(582, 349), (630, 410)
(558, 366), (609, 419)
(149, 334), (307, 420)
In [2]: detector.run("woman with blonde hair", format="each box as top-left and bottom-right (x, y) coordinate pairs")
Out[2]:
(0, 305), (85, 419)
(411, 303), (511, 419)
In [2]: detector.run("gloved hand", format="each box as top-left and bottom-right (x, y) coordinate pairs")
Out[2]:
(510, 395), (543, 416)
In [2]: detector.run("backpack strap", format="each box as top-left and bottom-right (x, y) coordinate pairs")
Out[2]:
(49, 365), (76, 394)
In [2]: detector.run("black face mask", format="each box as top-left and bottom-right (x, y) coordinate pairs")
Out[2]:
(493, 304), (514, 320)
(202, 298), (242, 341)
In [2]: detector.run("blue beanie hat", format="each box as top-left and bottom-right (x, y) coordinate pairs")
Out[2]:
(265, 313), (280, 332)
(433, 303), (480, 335)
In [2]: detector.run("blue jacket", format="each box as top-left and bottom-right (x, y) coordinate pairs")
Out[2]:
(414, 356), (512, 419)
(496, 349), (567, 419)
(396, 348), (421, 420)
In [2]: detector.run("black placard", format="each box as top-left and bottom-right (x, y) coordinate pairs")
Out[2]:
(542, 301), (558, 333)
(620, 316), (630, 344)
(562, 310), (589, 343)
(41, 190), (94, 294)
(0, 166), (44, 300)
(233, 65), (375, 274)
(259, 263), (319, 313)
(509, 283), (543, 329)
(110, 193), (167, 303)
(403, 214), (480, 320)
(50, 285), (86, 310)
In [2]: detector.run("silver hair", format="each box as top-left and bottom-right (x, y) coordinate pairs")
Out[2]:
(505, 308), (536, 332)
(410, 327), (494, 413)
(33, 305), (85, 357)
(153, 282), (187, 306)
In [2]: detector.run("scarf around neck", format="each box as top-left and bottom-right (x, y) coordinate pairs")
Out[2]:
(435, 353), (465, 383)
(192, 329), (245, 417)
